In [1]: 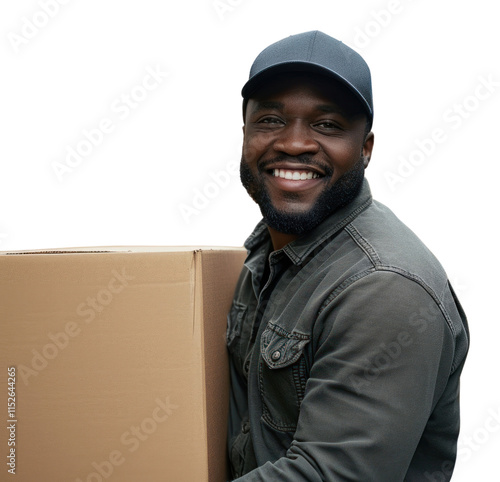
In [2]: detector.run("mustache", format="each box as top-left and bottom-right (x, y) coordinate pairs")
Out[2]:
(258, 155), (334, 177)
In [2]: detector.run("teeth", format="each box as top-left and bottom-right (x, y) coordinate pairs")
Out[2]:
(272, 169), (320, 180)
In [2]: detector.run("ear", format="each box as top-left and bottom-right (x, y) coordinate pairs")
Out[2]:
(362, 131), (374, 168)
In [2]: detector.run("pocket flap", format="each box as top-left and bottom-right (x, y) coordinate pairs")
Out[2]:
(260, 323), (310, 369)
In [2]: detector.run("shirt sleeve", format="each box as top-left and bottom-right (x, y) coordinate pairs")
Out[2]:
(232, 270), (458, 481)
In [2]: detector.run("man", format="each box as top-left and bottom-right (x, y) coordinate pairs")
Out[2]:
(227, 30), (469, 481)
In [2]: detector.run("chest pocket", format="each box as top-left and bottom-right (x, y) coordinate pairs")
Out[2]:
(259, 323), (311, 432)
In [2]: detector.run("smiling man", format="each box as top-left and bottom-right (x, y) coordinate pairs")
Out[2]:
(227, 31), (469, 481)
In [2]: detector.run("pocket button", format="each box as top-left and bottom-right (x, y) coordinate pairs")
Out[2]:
(271, 350), (281, 361)
(242, 420), (250, 434)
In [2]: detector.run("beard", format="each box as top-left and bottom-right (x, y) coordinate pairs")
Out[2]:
(240, 155), (365, 236)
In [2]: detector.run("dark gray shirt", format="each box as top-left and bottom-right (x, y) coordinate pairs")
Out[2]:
(227, 179), (469, 481)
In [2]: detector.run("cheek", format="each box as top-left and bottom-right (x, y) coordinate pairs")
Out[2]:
(324, 141), (362, 175)
(243, 133), (270, 162)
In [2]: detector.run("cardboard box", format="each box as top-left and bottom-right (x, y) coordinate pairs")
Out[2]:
(0, 247), (246, 482)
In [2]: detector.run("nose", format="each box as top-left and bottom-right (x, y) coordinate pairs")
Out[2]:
(272, 121), (320, 156)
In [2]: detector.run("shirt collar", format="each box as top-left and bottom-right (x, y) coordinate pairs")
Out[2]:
(244, 178), (373, 266)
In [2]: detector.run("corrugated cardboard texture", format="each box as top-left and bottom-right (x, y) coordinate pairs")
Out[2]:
(0, 247), (246, 481)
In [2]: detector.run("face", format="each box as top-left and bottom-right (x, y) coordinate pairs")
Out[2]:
(240, 73), (374, 236)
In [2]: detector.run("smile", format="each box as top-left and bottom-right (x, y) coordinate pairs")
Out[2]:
(272, 169), (320, 180)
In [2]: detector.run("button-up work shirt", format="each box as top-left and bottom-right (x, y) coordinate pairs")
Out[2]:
(227, 179), (469, 481)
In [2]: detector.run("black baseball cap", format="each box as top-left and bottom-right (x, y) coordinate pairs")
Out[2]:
(242, 30), (373, 127)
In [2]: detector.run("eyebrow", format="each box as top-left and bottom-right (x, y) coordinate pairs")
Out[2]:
(316, 104), (345, 114)
(250, 101), (284, 115)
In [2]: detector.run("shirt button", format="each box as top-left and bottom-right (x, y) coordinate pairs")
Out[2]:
(271, 350), (281, 361)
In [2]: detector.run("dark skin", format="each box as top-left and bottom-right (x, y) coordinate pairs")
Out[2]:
(242, 73), (375, 251)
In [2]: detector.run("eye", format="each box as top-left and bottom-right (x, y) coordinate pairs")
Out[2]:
(313, 120), (342, 131)
(257, 116), (284, 126)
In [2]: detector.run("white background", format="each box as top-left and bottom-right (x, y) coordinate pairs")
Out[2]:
(1, 0), (498, 479)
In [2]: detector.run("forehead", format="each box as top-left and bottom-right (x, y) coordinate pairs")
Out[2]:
(247, 72), (365, 116)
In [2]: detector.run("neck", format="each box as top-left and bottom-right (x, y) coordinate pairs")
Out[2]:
(267, 226), (299, 251)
